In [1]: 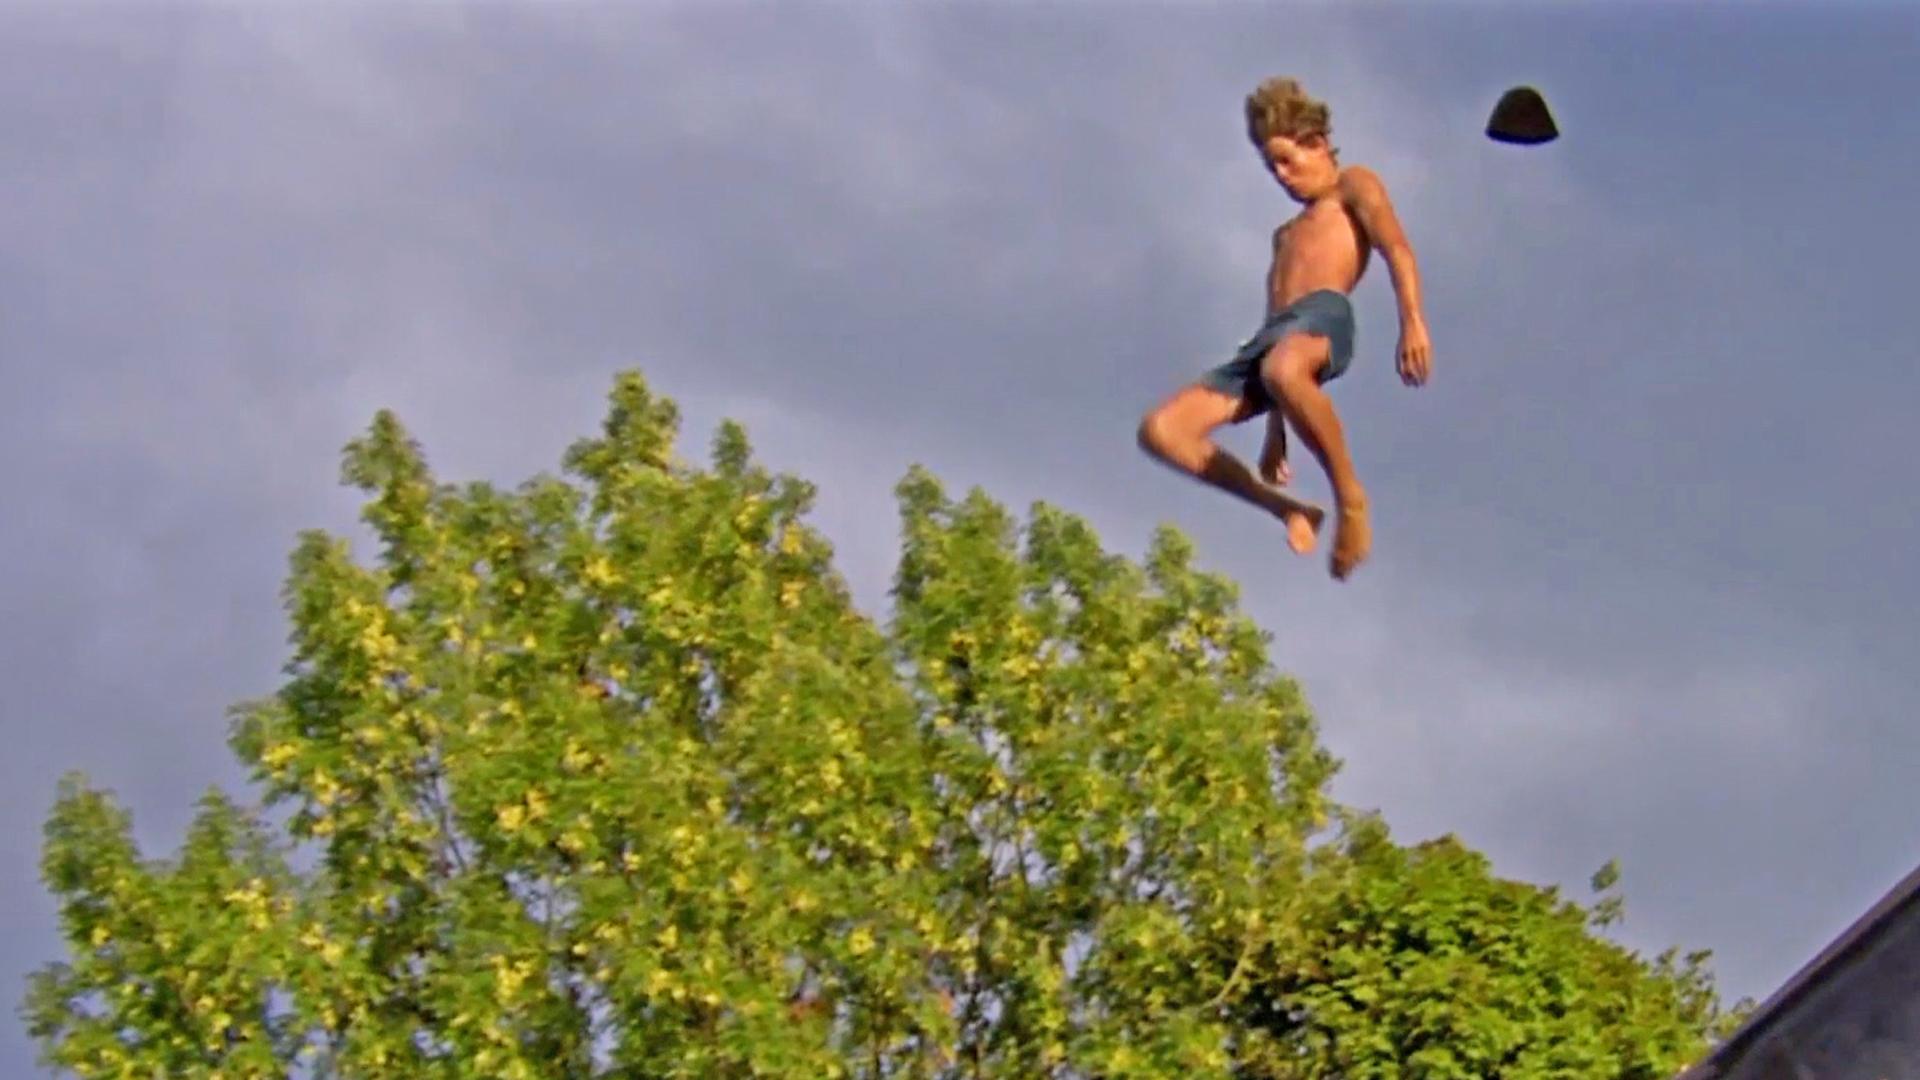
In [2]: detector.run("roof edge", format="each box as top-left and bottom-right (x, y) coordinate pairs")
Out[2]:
(1674, 858), (1920, 1079)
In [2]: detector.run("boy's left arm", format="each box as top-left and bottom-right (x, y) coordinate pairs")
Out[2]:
(1340, 167), (1431, 386)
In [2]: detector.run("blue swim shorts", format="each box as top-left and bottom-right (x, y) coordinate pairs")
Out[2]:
(1197, 289), (1356, 410)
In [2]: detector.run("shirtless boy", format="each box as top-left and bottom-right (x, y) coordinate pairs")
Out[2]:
(1137, 76), (1431, 580)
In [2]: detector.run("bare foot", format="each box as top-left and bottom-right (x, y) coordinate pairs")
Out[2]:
(1330, 496), (1371, 580)
(1283, 505), (1324, 555)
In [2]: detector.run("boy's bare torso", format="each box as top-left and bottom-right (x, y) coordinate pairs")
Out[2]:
(1266, 172), (1373, 313)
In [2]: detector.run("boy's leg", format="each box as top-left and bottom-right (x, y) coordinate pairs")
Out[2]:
(1260, 333), (1370, 578)
(1137, 384), (1324, 555)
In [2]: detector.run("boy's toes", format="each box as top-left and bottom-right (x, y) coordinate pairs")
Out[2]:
(1285, 512), (1319, 555)
(1329, 503), (1371, 579)
(1330, 547), (1368, 579)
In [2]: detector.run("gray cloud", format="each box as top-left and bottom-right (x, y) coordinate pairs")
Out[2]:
(4, 4), (1917, 1070)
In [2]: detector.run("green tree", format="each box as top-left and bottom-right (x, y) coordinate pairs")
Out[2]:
(23, 371), (1741, 1077)
(1230, 816), (1747, 1078)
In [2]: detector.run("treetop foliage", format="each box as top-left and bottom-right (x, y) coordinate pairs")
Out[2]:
(24, 370), (1743, 1078)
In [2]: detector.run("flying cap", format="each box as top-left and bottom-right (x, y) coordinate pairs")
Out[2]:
(1487, 86), (1558, 145)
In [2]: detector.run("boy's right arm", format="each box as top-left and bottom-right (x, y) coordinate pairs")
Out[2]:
(1340, 166), (1431, 386)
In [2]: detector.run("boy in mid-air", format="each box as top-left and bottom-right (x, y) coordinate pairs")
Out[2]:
(1137, 76), (1431, 580)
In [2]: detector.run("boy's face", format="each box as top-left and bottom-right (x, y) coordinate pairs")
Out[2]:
(1258, 133), (1337, 202)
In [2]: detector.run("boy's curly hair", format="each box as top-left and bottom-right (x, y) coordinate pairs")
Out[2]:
(1245, 76), (1332, 147)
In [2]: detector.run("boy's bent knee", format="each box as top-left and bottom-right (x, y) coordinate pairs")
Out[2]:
(1262, 368), (1311, 406)
(1137, 410), (1173, 456)
(1138, 406), (1207, 463)
(1139, 384), (1244, 461)
(1263, 359), (1327, 405)
(1262, 335), (1330, 392)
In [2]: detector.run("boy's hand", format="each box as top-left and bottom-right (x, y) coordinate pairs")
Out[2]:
(1397, 316), (1432, 386)
(1258, 411), (1290, 485)
(1258, 446), (1291, 486)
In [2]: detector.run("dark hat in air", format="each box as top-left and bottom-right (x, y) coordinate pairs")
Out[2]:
(1486, 86), (1558, 145)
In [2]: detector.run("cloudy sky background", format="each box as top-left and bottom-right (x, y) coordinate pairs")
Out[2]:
(5, 1), (1918, 1070)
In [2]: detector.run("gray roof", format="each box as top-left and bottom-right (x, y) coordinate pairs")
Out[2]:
(1674, 859), (1920, 1078)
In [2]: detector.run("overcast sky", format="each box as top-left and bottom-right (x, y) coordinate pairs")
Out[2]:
(5, 2), (1918, 1071)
